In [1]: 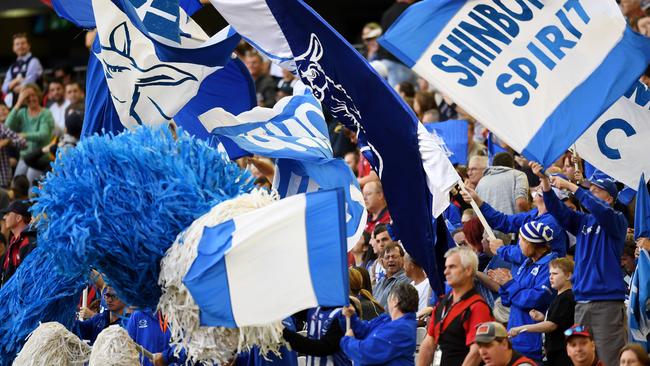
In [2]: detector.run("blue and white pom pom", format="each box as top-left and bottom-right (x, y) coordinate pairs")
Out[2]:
(32, 126), (254, 308)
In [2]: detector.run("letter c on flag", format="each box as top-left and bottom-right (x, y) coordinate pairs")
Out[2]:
(596, 118), (636, 160)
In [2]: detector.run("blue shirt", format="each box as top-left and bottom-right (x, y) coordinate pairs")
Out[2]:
(481, 202), (568, 258)
(306, 307), (352, 366)
(126, 310), (186, 366)
(500, 252), (557, 360)
(76, 309), (128, 345)
(544, 188), (627, 301)
(339, 313), (416, 366)
(236, 318), (298, 366)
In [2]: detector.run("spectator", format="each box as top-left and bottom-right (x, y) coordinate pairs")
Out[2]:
(531, 161), (628, 366)
(339, 282), (418, 366)
(621, 240), (637, 289)
(6, 84), (54, 183)
(361, 23), (382, 62)
(0, 200), (35, 287)
(476, 152), (529, 214)
(77, 286), (130, 345)
(369, 224), (389, 285)
(418, 246), (493, 366)
(466, 121), (487, 160)
(462, 184), (568, 259)
(465, 156), (487, 190)
(376, 0), (418, 86)
(127, 310), (186, 366)
(618, 343), (650, 366)
(403, 253), (430, 313)
(474, 322), (536, 366)
(64, 82), (85, 117)
(46, 79), (69, 134)
(373, 242), (410, 310)
(245, 51), (277, 108)
(395, 81), (415, 99)
(10, 175), (29, 201)
(276, 69), (296, 100)
(284, 306), (351, 366)
(0, 109), (26, 188)
(53, 63), (74, 85)
(621, 0), (647, 30)
(509, 257), (575, 365)
(2, 33), (43, 107)
(350, 267), (383, 320)
(344, 150), (359, 177)
(421, 109), (440, 124)
(491, 221), (557, 362)
(639, 16), (650, 37)
(565, 325), (604, 366)
(363, 181), (390, 234)
(413, 91), (436, 121)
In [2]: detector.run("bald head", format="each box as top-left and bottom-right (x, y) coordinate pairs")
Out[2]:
(363, 181), (386, 215)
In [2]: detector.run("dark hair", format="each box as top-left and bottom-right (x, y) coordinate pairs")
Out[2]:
(360, 231), (377, 265)
(492, 152), (514, 168)
(48, 78), (64, 87)
(373, 223), (388, 238)
(65, 81), (83, 90)
(245, 50), (264, 63)
(397, 82), (415, 98)
(11, 175), (30, 199)
(389, 282), (419, 313)
(12, 33), (28, 41)
(619, 343), (650, 365)
(65, 111), (84, 139)
(54, 63), (74, 76)
(623, 240), (637, 258)
(383, 242), (404, 257)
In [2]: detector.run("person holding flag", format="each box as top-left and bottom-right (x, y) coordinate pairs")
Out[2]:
(530, 161), (628, 366)
(629, 173), (650, 350)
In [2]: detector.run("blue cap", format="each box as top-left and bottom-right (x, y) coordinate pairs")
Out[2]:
(519, 221), (554, 244)
(590, 178), (618, 199)
(635, 174), (650, 240)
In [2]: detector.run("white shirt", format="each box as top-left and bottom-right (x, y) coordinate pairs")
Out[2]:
(411, 279), (431, 312)
(49, 100), (71, 134)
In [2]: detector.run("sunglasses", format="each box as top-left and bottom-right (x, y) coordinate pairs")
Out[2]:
(564, 325), (589, 337)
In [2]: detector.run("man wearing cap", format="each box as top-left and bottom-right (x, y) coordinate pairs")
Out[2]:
(461, 184), (568, 260)
(530, 161), (627, 366)
(0, 200), (36, 287)
(417, 246), (493, 366)
(490, 221), (557, 362)
(475, 322), (535, 366)
(565, 325), (604, 366)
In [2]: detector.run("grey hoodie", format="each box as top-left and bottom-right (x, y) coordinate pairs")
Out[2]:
(476, 166), (529, 215)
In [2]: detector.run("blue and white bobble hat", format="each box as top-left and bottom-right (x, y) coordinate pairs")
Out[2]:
(519, 221), (554, 244)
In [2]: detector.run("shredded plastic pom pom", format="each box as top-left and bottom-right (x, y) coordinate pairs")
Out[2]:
(32, 126), (254, 308)
(13, 321), (91, 366)
(88, 325), (140, 366)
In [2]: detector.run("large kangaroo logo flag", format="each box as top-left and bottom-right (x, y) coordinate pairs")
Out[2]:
(380, 0), (650, 167)
(574, 81), (650, 188)
(207, 0), (459, 294)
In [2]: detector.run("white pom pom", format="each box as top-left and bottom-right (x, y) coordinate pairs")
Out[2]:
(158, 189), (287, 364)
(13, 322), (91, 366)
(88, 326), (140, 366)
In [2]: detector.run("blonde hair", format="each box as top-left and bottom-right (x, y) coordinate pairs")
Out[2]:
(550, 257), (574, 275)
(349, 267), (384, 313)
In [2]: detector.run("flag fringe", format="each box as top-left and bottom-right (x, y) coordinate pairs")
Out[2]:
(158, 189), (285, 364)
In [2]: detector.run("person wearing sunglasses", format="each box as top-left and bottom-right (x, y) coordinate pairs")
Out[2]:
(565, 325), (604, 366)
(76, 286), (130, 345)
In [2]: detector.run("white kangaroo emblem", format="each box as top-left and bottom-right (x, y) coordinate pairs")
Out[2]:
(295, 34), (384, 177)
(98, 22), (197, 126)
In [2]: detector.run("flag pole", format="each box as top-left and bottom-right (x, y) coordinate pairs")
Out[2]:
(79, 287), (88, 321)
(457, 179), (496, 240)
(571, 144), (582, 184)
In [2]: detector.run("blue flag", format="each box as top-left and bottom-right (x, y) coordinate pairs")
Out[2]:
(637, 174), (650, 240)
(209, 0), (459, 293)
(380, 0), (650, 167)
(629, 248), (650, 351)
(487, 132), (508, 165)
(183, 189), (349, 328)
(424, 120), (468, 165)
(202, 83), (366, 249)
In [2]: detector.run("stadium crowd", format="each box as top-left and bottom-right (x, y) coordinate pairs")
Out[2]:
(1, 0), (650, 365)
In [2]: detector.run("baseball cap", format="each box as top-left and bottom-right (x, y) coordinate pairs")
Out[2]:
(564, 325), (593, 341)
(474, 322), (508, 343)
(590, 178), (618, 199)
(0, 200), (31, 217)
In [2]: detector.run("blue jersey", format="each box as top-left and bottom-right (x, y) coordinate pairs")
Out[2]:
(76, 310), (128, 345)
(126, 310), (185, 366)
(500, 252), (556, 361)
(236, 318), (298, 366)
(306, 307), (352, 366)
(544, 188), (627, 301)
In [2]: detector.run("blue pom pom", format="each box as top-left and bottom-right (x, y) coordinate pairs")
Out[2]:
(0, 246), (86, 365)
(32, 126), (253, 308)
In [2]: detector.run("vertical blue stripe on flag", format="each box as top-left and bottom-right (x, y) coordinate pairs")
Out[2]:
(184, 219), (236, 328)
(305, 189), (349, 307)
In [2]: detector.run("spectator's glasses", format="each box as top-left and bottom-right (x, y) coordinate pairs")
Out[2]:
(564, 325), (589, 337)
(104, 293), (118, 300)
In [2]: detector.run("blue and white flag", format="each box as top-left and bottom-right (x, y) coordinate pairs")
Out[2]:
(574, 81), (650, 188)
(207, 0), (459, 294)
(380, 0), (650, 167)
(201, 83), (366, 249)
(183, 189), (349, 328)
(629, 248), (650, 351)
(90, 0), (239, 129)
(636, 173), (650, 240)
(424, 120), (468, 165)
(487, 132), (508, 165)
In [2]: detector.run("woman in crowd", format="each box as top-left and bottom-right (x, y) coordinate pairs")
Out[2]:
(619, 343), (650, 366)
(349, 267), (383, 320)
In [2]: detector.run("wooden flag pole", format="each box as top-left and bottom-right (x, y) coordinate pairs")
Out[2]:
(457, 179), (496, 240)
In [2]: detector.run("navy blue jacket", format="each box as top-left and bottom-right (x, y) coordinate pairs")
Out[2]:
(544, 188), (627, 301)
(339, 313), (416, 366)
(76, 310), (127, 345)
(481, 202), (567, 258)
(126, 310), (186, 366)
(500, 252), (557, 361)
